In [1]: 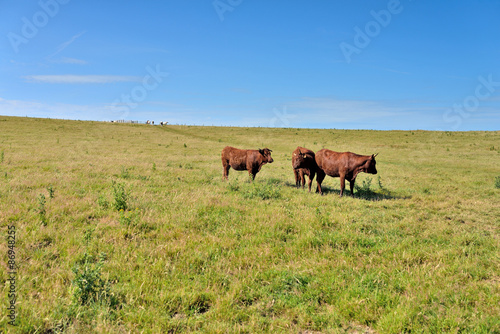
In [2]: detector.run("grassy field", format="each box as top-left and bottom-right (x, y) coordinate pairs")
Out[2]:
(0, 116), (499, 333)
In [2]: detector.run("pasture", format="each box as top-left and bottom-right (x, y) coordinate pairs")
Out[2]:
(0, 116), (499, 333)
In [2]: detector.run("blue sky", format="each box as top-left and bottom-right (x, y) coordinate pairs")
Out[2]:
(1, 0), (499, 130)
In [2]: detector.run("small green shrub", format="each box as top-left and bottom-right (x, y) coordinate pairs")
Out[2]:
(47, 185), (55, 199)
(112, 181), (128, 211)
(355, 177), (372, 194)
(0, 150), (4, 163)
(377, 176), (384, 189)
(71, 253), (118, 307)
(495, 176), (500, 189)
(38, 194), (46, 215)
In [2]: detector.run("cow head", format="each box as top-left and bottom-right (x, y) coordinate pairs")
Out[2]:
(364, 153), (378, 174)
(259, 148), (274, 163)
(292, 149), (306, 169)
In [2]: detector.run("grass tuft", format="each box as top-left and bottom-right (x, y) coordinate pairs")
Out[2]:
(37, 193), (46, 215)
(242, 181), (282, 200)
(71, 252), (119, 308)
(112, 181), (128, 211)
(47, 185), (55, 199)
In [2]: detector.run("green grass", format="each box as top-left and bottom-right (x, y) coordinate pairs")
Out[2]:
(0, 116), (499, 333)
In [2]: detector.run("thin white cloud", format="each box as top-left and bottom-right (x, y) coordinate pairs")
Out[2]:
(55, 57), (88, 65)
(0, 97), (121, 121)
(49, 31), (87, 58)
(24, 75), (141, 84)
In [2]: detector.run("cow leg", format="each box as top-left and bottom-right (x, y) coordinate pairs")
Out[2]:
(316, 169), (325, 195)
(294, 169), (300, 187)
(339, 176), (346, 197)
(222, 160), (230, 180)
(300, 170), (306, 189)
(308, 170), (315, 193)
(349, 179), (356, 196)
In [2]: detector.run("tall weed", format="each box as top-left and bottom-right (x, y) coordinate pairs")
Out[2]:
(71, 252), (118, 307)
(112, 181), (128, 211)
(38, 193), (46, 215)
(47, 185), (55, 199)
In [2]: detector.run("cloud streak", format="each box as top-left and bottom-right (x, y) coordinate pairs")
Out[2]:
(24, 75), (142, 84)
(49, 31), (87, 58)
(54, 57), (88, 65)
(0, 97), (122, 121)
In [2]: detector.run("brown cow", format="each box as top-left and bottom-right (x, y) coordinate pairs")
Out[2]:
(315, 149), (378, 196)
(221, 146), (273, 180)
(292, 147), (317, 192)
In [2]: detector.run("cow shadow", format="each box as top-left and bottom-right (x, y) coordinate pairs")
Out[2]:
(242, 177), (407, 201)
(351, 188), (404, 201)
(265, 177), (294, 187)
(303, 185), (404, 201)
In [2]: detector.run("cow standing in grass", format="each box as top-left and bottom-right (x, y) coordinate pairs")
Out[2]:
(292, 147), (317, 192)
(221, 146), (273, 180)
(315, 149), (378, 196)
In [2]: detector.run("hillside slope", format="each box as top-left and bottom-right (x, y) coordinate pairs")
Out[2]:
(0, 116), (499, 333)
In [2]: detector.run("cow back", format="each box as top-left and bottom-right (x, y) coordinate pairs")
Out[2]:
(316, 149), (376, 177)
(315, 149), (345, 176)
(222, 146), (248, 170)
